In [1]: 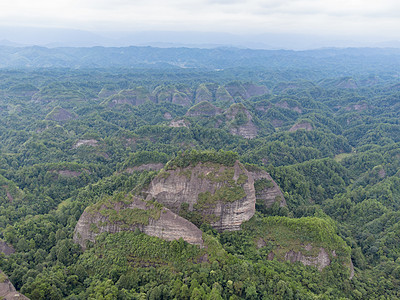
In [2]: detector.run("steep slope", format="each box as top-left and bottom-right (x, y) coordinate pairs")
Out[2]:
(224, 103), (258, 139)
(146, 156), (256, 231)
(0, 270), (29, 300)
(74, 195), (204, 249)
(246, 166), (287, 209)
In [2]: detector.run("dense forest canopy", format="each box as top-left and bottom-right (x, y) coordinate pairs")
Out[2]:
(0, 46), (400, 299)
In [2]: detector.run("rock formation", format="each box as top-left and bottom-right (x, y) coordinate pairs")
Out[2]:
(74, 196), (204, 250)
(224, 104), (258, 139)
(248, 168), (286, 208)
(0, 270), (29, 300)
(282, 247), (333, 271)
(185, 101), (223, 118)
(0, 241), (15, 256)
(45, 107), (76, 122)
(146, 160), (256, 231)
(289, 121), (313, 132)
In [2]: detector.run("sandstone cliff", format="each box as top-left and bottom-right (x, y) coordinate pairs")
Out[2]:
(185, 101), (223, 118)
(248, 168), (287, 208)
(224, 104), (258, 139)
(0, 270), (29, 300)
(251, 216), (353, 275)
(0, 241), (15, 256)
(289, 121), (313, 132)
(146, 160), (256, 231)
(74, 196), (204, 250)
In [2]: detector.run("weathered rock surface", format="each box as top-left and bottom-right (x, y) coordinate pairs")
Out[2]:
(186, 101), (223, 118)
(72, 139), (98, 148)
(248, 168), (286, 208)
(289, 121), (313, 132)
(169, 119), (189, 128)
(45, 107), (76, 122)
(107, 87), (150, 107)
(146, 160), (256, 231)
(275, 101), (302, 113)
(0, 270), (29, 300)
(0, 241), (15, 256)
(283, 247), (333, 271)
(74, 197), (204, 250)
(225, 104), (258, 139)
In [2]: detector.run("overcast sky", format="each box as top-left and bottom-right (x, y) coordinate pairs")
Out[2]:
(1, 0), (400, 46)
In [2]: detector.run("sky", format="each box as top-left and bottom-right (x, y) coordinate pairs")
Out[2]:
(0, 0), (400, 48)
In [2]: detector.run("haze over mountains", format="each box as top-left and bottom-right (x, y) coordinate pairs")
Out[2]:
(1, 44), (400, 72)
(1, 26), (400, 50)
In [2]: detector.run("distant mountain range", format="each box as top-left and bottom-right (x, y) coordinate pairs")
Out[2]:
(1, 27), (400, 50)
(1, 45), (400, 73)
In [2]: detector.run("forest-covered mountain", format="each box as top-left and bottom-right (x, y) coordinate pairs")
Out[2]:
(1, 47), (400, 299)
(1, 45), (400, 72)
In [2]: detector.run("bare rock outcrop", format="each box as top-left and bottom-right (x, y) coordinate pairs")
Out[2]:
(169, 119), (189, 128)
(225, 104), (258, 139)
(72, 139), (98, 149)
(146, 160), (256, 231)
(248, 168), (286, 208)
(289, 121), (313, 132)
(283, 247), (333, 271)
(0, 241), (15, 256)
(74, 196), (204, 250)
(0, 270), (29, 300)
(45, 107), (76, 122)
(186, 101), (223, 118)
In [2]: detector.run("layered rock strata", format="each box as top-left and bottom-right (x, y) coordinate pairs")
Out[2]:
(248, 168), (286, 208)
(74, 197), (204, 250)
(146, 160), (256, 231)
(0, 270), (29, 300)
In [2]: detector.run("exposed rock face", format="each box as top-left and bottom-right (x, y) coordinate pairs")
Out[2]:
(73, 139), (98, 148)
(275, 101), (302, 113)
(74, 197), (204, 250)
(345, 103), (368, 111)
(249, 169), (286, 208)
(0, 241), (15, 256)
(153, 86), (192, 106)
(225, 82), (268, 100)
(107, 87), (150, 106)
(215, 86), (234, 103)
(163, 112), (173, 120)
(146, 160), (256, 231)
(186, 101), (223, 118)
(0, 270), (29, 300)
(283, 247), (333, 271)
(225, 104), (258, 139)
(289, 121), (313, 132)
(45, 107), (76, 122)
(169, 119), (189, 128)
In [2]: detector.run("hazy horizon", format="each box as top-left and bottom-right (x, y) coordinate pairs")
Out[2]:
(1, 1), (400, 50)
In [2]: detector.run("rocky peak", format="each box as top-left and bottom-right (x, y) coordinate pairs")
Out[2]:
(146, 159), (256, 231)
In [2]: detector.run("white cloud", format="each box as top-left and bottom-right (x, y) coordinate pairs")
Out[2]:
(0, 0), (399, 40)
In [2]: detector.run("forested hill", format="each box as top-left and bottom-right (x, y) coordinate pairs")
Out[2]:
(1, 48), (400, 299)
(1, 45), (400, 71)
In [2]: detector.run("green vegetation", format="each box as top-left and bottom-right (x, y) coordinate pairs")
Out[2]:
(165, 149), (239, 169)
(1, 49), (400, 299)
